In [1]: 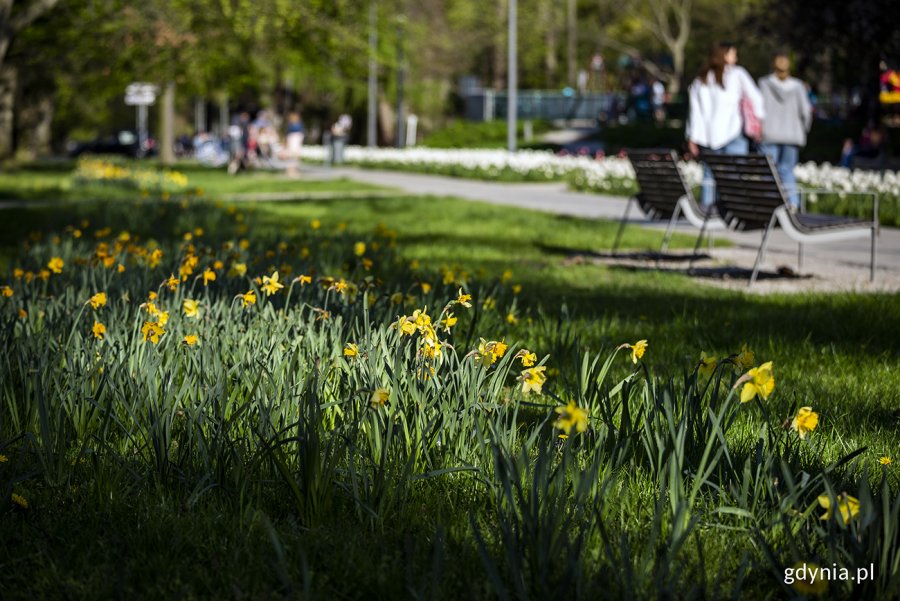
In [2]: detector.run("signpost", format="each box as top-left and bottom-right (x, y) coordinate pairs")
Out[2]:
(125, 82), (158, 156)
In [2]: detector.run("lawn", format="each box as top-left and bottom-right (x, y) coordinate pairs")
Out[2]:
(0, 164), (898, 599)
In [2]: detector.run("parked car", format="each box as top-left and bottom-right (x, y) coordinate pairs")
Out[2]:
(69, 130), (155, 158)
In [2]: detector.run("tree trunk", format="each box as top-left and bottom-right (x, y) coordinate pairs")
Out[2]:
(159, 80), (175, 166)
(0, 65), (16, 159)
(18, 89), (54, 159)
(492, 0), (507, 89)
(670, 41), (684, 96)
(542, 0), (558, 88)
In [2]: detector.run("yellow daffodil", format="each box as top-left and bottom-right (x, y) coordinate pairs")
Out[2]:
(788, 562), (828, 596)
(501, 269), (513, 283)
(148, 249), (163, 268)
(89, 292), (107, 310)
(506, 313), (518, 326)
(521, 365), (547, 394)
(230, 262), (247, 277)
(38, 269), (50, 281)
(344, 343), (359, 357)
(240, 290), (257, 308)
(333, 279), (348, 294)
(554, 401), (588, 434)
(296, 274), (312, 285)
(17, 308), (26, 319)
(370, 388), (389, 408)
(477, 339), (508, 367)
(11, 493), (28, 509)
(518, 350), (537, 367)
(628, 340), (648, 364)
(183, 299), (199, 319)
(0, 454), (6, 463)
(179, 260), (196, 281)
(47, 256), (64, 274)
(156, 311), (169, 327)
(482, 297), (496, 311)
(261, 271), (284, 296)
(791, 407), (819, 439)
(165, 274), (179, 291)
(456, 289), (472, 308)
(183, 334), (199, 346)
(354, 242), (366, 256)
(440, 313), (457, 331)
(880, 456), (892, 465)
(92, 321), (106, 340)
(310, 219), (321, 230)
(698, 352), (717, 378)
(13, 268), (23, 279)
(736, 344), (755, 370)
(203, 269), (217, 285)
(740, 361), (775, 403)
(420, 282), (431, 294)
(511, 284), (522, 294)
(141, 321), (165, 344)
(817, 493), (860, 523)
(0, 285), (12, 297)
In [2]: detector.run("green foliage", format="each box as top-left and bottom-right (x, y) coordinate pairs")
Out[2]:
(422, 120), (552, 149)
(0, 184), (898, 598)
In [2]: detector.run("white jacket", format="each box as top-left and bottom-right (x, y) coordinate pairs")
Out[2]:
(686, 65), (765, 150)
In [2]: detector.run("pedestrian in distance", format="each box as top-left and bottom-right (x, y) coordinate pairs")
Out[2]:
(758, 52), (813, 208)
(686, 41), (765, 206)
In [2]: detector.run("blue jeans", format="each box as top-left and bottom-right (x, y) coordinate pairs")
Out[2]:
(699, 136), (749, 207)
(759, 143), (800, 208)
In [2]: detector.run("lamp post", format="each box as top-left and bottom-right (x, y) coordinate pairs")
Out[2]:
(367, 0), (378, 147)
(396, 15), (406, 148)
(507, 0), (517, 153)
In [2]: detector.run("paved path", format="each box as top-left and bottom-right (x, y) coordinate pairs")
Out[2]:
(306, 165), (900, 293)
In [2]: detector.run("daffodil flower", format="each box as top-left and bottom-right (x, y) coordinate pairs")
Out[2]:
(554, 401), (588, 435)
(791, 406), (819, 439)
(261, 271), (285, 296)
(739, 361), (775, 403)
(520, 365), (547, 394)
(817, 493), (860, 523)
(369, 388), (390, 408)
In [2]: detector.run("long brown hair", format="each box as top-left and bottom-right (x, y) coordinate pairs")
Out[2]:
(696, 43), (728, 88)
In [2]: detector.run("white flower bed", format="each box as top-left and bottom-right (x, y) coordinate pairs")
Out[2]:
(302, 145), (900, 202)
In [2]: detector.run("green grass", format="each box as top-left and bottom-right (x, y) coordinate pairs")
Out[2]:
(421, 119), (552, 149)
(0, 176), (898, 599)
(0, 161), (388, 202)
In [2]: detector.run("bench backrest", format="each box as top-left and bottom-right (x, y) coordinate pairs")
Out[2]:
(704, 153), (787, 231)
(626, 149), (692, 219)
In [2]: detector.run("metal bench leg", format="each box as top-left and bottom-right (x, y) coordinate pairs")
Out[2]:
(660, 202), (682, 255)
(612, 196), (635, 256)
(870, 227), (877, 282)
(687, 214), (710, 273)
(750, 214), (777, 287)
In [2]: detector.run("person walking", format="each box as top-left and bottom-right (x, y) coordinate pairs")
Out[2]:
(758, 52), (813, 207)
(686, 42), (765, 206)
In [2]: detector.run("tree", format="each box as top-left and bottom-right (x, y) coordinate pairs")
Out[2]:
(596, 0), (692, 95)
(0, 0), (61, 157)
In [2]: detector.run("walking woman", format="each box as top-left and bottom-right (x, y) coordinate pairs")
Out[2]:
(686, 42), (765, 206)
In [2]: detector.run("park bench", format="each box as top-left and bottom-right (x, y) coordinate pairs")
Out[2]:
(615, 148), (726, 256)
(704, 153), (879, 286)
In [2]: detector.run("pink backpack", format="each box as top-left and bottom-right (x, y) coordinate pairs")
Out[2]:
(741, 94), (762, 141)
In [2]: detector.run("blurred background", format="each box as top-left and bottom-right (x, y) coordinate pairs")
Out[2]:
(2, 0), (899, 164)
